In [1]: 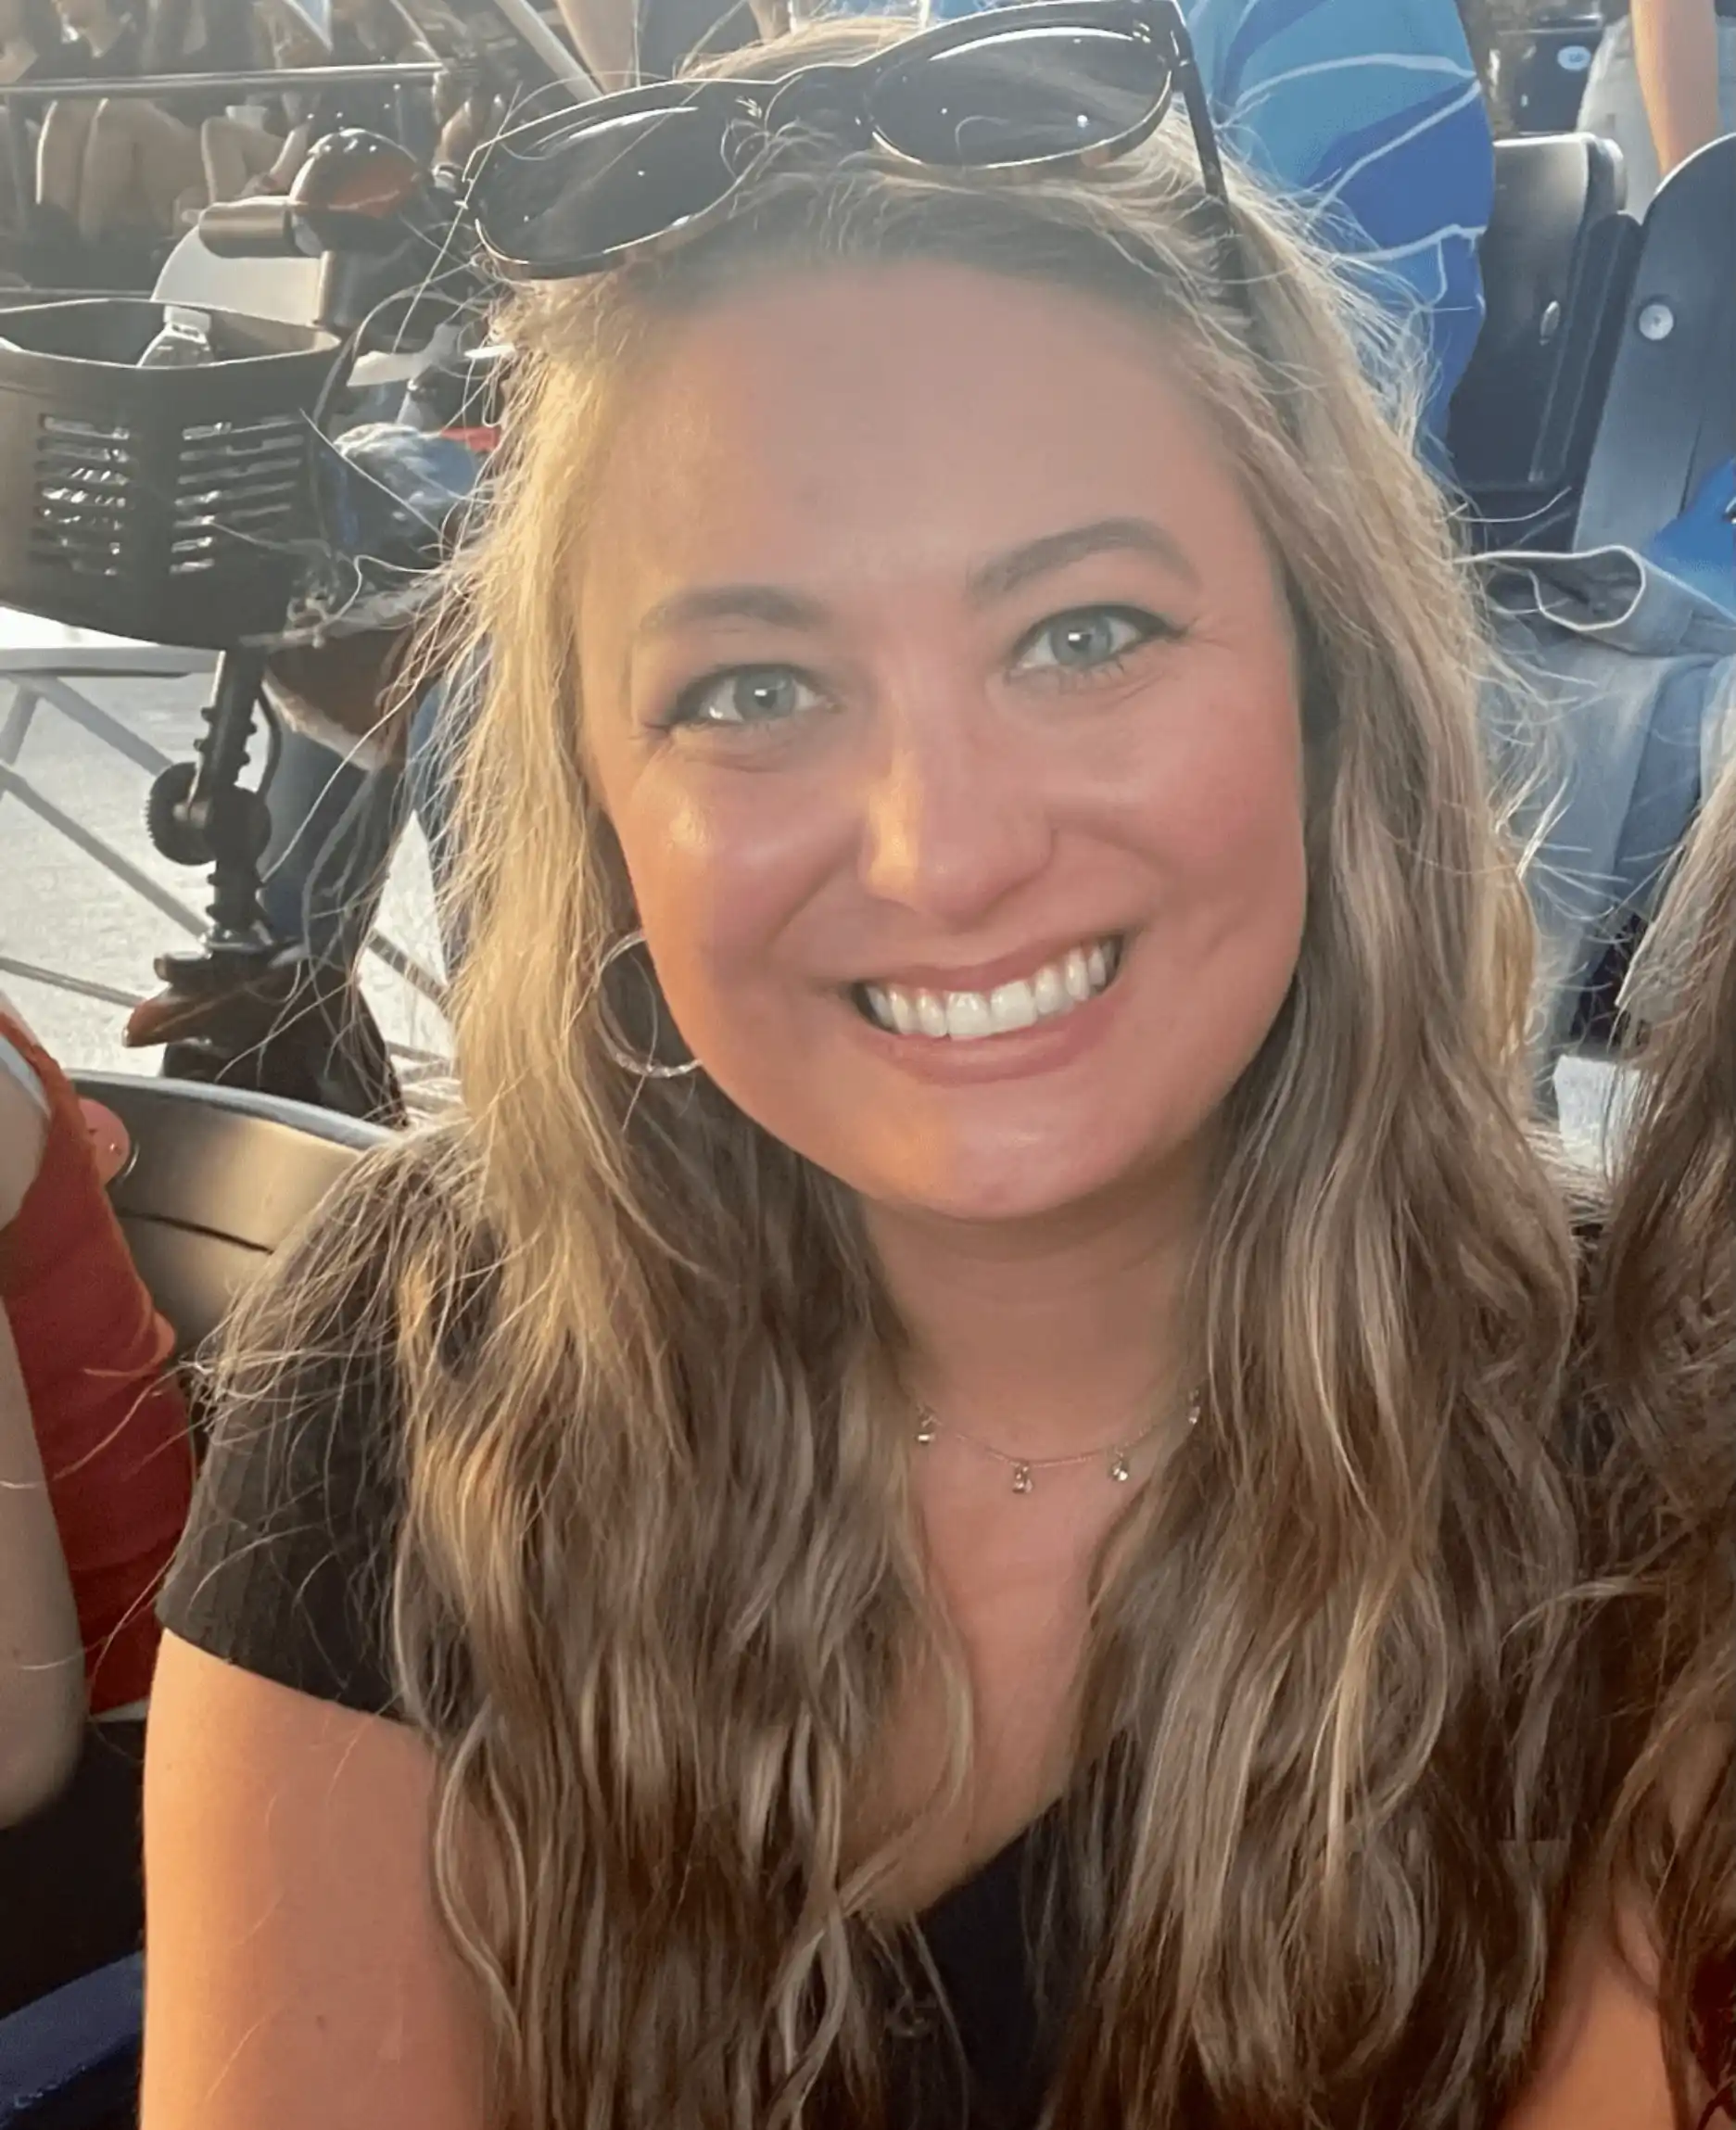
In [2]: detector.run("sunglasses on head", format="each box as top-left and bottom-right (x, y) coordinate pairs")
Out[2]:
(469, 0), (1236, 283)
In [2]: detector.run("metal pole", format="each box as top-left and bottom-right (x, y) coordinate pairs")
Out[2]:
(0, 62), (445, 105)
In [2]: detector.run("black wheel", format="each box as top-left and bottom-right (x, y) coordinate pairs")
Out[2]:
(144, 760), (209, 867)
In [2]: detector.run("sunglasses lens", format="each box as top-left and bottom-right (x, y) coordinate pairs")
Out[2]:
(475, 101), (739, 272)
(874, 25), (1170, 168)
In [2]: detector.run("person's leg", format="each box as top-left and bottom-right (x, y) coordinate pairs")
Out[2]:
(405, 682), (459, 903)
(35, 98), (95, 222)
(200, 113), (282, 206)
(0, 114), (26, 232)
(302, 762), (409, 974)
(260, 729), (374, 947)
(77, 98), (203, 244)
(1578, 16), (1664, 216)
(260, 726), (408, 970)
(405, 647), (487, 976)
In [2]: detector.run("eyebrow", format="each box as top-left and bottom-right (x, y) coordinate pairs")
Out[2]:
(967, 516), (1201, 604)
(633, 583), (828, 644)
(630, 515), (1199, 646)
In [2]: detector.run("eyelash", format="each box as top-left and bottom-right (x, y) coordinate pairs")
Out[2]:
(1014, 604), (1178, 690)
(657, 602), (1180, 731)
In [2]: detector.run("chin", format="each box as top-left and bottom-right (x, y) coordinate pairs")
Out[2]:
(856, 1125), (1180, 1229)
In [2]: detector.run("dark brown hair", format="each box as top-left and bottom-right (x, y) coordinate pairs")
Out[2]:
(1590, 767), (1736, 2124)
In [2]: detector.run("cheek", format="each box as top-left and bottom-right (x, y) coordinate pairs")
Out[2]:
(609, 785), (821, 1053)
(1125, 670), (1310, 1062)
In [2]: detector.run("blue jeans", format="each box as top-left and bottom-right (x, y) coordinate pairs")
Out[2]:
(259, 663), (476, 975)
(259, 733), (406, 970)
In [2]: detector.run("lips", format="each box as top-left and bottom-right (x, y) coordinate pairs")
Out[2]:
(854, 935), (1124, 1043)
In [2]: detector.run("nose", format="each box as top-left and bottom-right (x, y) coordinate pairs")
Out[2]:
(859, 687), (1054, 924)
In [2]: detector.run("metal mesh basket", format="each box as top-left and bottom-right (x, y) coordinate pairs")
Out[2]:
(0, 299), (341, 650)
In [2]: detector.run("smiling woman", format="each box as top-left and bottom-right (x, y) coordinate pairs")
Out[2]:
(139, 13), (1683, 2130)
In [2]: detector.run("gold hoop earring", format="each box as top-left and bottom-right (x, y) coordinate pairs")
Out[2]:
(593, 928), (702, 1081)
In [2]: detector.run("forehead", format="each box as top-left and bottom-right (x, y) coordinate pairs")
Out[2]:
(580, 261), (1273, 616)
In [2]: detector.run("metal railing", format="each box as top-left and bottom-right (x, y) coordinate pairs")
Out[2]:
(0, 650), (447, 1073)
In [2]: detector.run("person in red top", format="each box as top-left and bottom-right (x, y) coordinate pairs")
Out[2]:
(0, 991), (193, 2013)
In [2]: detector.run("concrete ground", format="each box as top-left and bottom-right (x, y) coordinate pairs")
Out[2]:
(1, 666), (1620, 1164)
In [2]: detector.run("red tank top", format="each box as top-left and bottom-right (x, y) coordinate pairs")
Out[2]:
(0, 1015), (193, 1712)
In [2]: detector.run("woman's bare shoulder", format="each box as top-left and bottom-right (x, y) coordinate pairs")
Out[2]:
(141, 1633), (491, 2130)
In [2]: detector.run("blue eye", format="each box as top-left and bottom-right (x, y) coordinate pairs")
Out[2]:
(666, 666), (826, 729)
(1011, 606), (1168, 680)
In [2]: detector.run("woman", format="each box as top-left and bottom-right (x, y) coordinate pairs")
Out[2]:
(0, 0), (68, 83)
(69, 0), (261, 252)
(0, 0), (70, 232)
(25, 0), (135, 273)
(141, 14), (1686, 2128)
(1589, 765), (1736, 2130)
(198, 0), (324, 206)
(0, 1010), (84, 1833)
(0, 995), (194, 2013)
(1579, 0), (1736, 216)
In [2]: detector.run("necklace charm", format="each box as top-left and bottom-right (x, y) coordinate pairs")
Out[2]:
(911, 1393), (1194, 1492)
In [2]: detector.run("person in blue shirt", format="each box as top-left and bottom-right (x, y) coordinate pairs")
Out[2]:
(758, 0), (1498, 459)
(1179, 0), (1494, 456)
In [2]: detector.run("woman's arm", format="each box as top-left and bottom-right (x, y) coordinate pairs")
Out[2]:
(0, 1054), (85, 1829)
(0, 1309), (85, 1826)
(141, 1634), (491, 2130)
(1631, 0), (1724, 183)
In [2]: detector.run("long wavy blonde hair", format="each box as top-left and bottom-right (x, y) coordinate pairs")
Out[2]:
(213, 22), (1610, 2127)
(1590, 760), (1736, 2122)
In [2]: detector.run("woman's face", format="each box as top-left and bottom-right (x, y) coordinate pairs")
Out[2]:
(580, 263), (1309, 1226)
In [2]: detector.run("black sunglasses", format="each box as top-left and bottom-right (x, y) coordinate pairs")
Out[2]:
(469, 0), (1235, 282)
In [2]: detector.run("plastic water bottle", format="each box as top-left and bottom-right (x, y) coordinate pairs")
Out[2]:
(137, 306), (216, 369)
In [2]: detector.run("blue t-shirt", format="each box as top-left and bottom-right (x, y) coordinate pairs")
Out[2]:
(1180, 0), (1492, 452)
(887, 0), (1495, 456)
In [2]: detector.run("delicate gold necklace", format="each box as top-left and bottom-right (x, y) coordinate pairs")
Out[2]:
(912, 1393), (1200, 1495)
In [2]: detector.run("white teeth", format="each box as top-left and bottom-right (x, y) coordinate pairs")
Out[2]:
(988, 980), (1038, 1033)
(944, 992), (994, 1041)
(1032, 964), (1069, 1019)
(863, 936), (1121, 1044)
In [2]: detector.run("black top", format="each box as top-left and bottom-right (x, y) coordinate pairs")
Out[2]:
(145, 0), (267, 127)
(158, 1328), (1058, 2130)
(279, 30), (400, 151)
(636, 0), (759, 82)
(49, 20), (144, 81)
(158, 1254), (1610, 2130)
